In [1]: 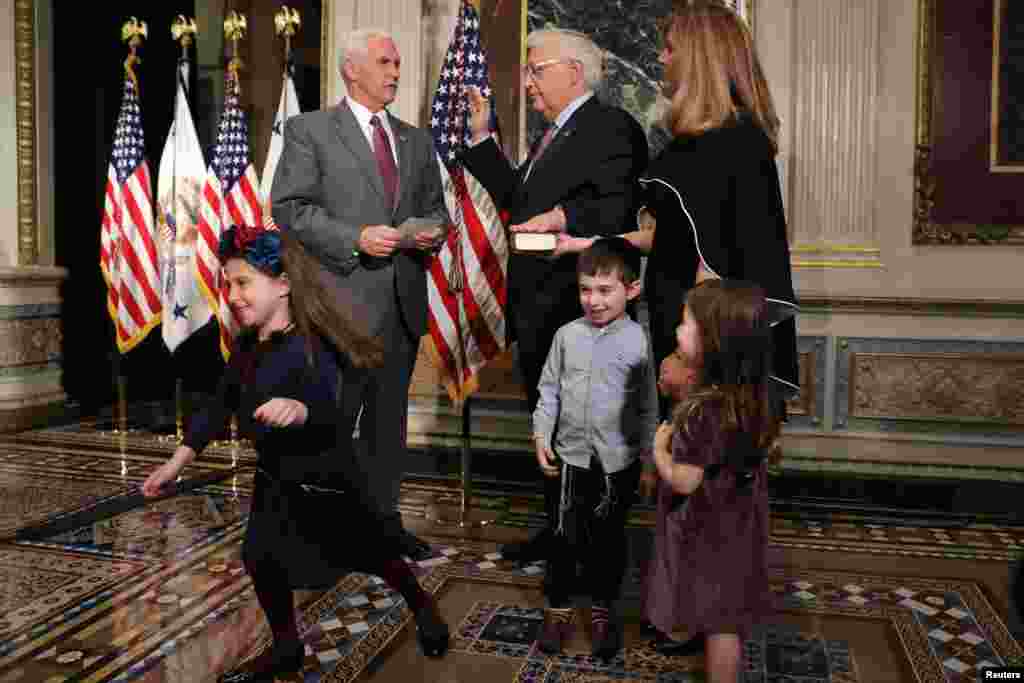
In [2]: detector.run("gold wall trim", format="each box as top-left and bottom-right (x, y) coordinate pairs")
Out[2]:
(848, 351), (1024, 425)
(791, 245), (882, 254)
(798, 294), (1024, 318)
(792, 260), (884, 269)
(14, 0), (37, 266)
(320, 0), (330, 108)
(989, 0), (1024, 174)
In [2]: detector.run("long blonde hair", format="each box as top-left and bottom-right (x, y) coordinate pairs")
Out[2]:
(660, 0), (779, 150)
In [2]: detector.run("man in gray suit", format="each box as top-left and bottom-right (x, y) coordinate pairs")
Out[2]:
(271, 29), (447, 561)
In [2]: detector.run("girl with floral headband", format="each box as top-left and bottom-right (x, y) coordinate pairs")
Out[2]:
(141, 224), (449, 682)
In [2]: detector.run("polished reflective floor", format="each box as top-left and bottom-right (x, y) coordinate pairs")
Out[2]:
(0, 424), (1020, 682)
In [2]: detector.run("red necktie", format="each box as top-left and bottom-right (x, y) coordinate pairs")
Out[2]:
(535, 125), (557, 159)
(526, 125), (557, 179)
(371, 115), (398, 209)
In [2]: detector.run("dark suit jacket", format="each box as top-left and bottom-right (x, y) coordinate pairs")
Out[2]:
(271, 102), (447, 341)
(461, 96), (649, 337)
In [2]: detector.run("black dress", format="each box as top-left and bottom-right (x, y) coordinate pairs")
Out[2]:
(641, 115), (799, 401)
(184, 329), (403, 589)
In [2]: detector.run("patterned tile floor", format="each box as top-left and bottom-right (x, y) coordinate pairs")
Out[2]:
(0, 425), (1021, 681)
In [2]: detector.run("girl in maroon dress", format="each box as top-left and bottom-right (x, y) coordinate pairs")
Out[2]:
(642, 279), (780, 683)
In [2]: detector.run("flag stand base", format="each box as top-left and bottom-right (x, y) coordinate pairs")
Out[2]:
(424, 398), (503, 528)
(424, 501), (502, 529)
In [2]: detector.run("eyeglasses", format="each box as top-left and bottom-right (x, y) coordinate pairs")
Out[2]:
(522, 58), (578, 80)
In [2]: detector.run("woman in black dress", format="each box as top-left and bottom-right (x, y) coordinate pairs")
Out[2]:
(638, 0), (799, 413)
(142, 224), (449, 682)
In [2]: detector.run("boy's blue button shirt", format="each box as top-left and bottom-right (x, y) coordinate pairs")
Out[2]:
(533, 315), (658, 474)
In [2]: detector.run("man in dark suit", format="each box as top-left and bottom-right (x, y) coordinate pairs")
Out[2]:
(463, 28), (649, 562)
(271, 29), (448, 561)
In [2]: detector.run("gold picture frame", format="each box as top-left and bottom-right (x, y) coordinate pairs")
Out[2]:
(913, 0), (1024, 245)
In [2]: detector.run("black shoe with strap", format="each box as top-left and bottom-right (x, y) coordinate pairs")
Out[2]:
(650, 630), (705, 657)
(413, 598), (450, 658)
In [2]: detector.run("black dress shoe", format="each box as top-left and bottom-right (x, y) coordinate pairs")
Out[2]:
(219, 640), (303, 682)
(413, 599), (450, 657)
(650, 631), (705, 657)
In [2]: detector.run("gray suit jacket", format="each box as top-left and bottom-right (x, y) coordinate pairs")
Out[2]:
(271, 102), (447, 340)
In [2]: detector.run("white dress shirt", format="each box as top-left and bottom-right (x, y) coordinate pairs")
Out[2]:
(345, 98), (398, 166)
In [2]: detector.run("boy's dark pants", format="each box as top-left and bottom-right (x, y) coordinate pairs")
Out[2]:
(545, 458), (641, 608)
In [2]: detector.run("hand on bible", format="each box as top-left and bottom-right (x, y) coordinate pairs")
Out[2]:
(510, 206), (565, 234)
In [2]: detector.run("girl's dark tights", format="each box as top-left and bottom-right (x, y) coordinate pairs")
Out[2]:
(246, 555), (302, 666)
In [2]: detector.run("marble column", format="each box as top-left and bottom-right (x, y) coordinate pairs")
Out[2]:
(0, 0), (68, 432)
(779, 0), (884, 268)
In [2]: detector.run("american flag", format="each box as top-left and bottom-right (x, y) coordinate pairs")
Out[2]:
(100, 71), (161, 353)
(195, 66), (264, 360)
(426, 0), (508, 403)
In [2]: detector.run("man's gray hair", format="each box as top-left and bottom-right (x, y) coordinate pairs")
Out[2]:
(526, 28), (605, 90)
(338, 28), (395, 73)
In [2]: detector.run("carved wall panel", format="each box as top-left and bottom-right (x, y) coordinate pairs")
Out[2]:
(785, 336), (827, 429)
(836, 337), (1024, 440)
(850, 352), (1024, 424)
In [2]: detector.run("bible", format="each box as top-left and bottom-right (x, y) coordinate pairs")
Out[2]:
(511, 233), (557, 252)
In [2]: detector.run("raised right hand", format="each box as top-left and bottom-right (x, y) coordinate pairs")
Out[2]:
(358, 225), (402, 257)
(467, 87), (491, 142)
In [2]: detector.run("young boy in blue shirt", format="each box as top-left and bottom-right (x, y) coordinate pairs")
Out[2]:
(532, 237), (657, 659)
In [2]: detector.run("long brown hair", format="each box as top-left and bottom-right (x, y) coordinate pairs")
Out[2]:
(279, 230), (383, 369)
(659, 0), (779, 150)
(673, 279), (780, 451)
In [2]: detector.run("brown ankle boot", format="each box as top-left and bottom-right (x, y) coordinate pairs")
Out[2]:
(538, 607), (574, 655)
(590, 603), (616, 660)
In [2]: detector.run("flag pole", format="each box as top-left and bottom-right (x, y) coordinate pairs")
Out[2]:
(160, 16), (197, 446)
(223, 12), (248, 446)
(426, 173), (500, 529)
(106, 18), (147, 436)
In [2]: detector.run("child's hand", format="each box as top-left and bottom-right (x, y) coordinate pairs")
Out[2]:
(253, 398), (308, 427)
(534, 439), (560, 478)
(654, 422), (674, 458)
(658, 353), (696, 402)
(141, 460), (184, 498)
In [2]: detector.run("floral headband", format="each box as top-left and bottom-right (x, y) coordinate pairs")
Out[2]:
(218, 224), (283, 276)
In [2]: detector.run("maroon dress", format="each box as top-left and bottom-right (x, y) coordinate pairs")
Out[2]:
(642, 405), (772, 641)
